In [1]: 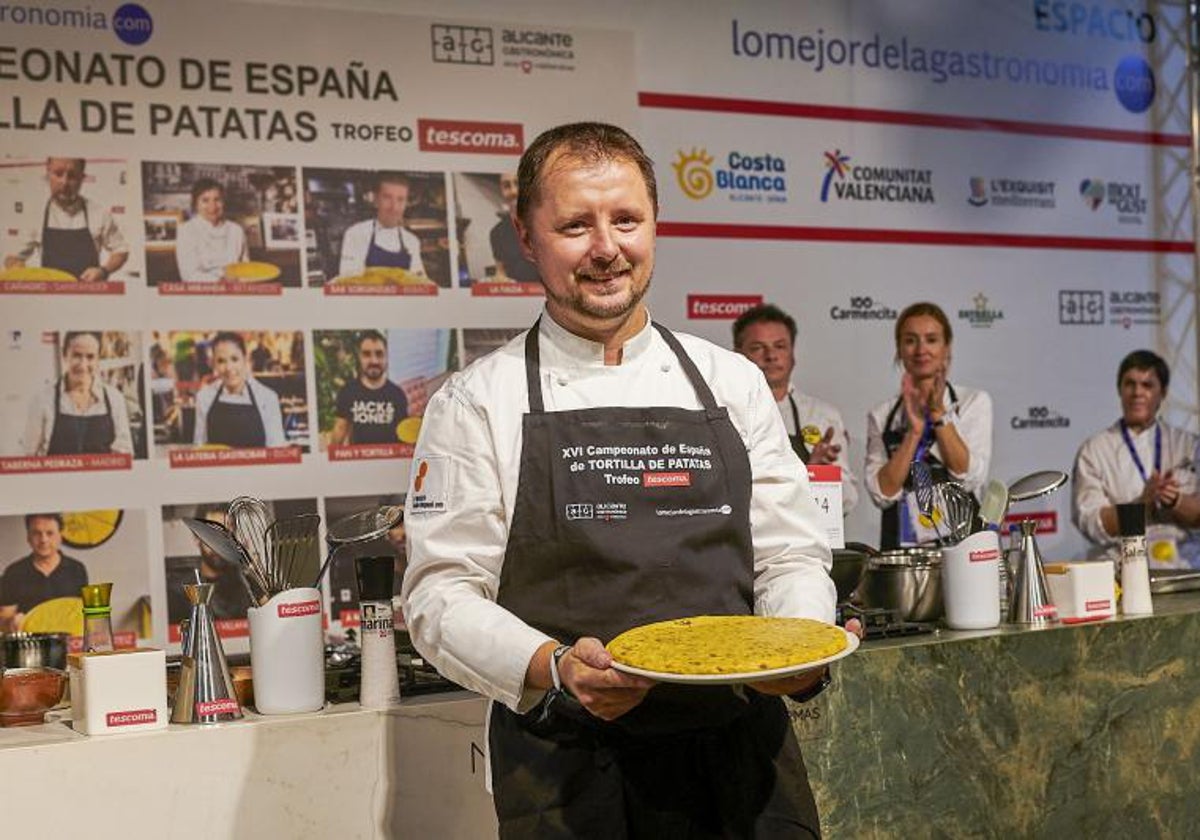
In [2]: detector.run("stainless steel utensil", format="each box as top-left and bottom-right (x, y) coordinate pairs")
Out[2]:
(0, 632), (69, 670)
(1008, 519), (1058, 625)
(227, 496), (272, 589)
(184, 518), (270, 606)
(940, 482), (979, 542)
(313, 504), (404, 588)
(265, 513), (322, 592)
(171, 582), (242, 724)
(1008, 470), (1068, 503)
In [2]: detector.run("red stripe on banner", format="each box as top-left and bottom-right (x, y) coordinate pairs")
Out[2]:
(638, 92), (1190, 147)
(657, 222), (1192, 253)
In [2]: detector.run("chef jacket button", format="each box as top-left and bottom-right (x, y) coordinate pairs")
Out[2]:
(556, 376), (568, 386)
(660, 364), (671, 373)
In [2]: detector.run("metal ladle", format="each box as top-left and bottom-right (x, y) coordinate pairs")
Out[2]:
(311, 505), (404, 589)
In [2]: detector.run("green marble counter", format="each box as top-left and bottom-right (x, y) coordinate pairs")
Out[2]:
(795, 592), (1200, 838)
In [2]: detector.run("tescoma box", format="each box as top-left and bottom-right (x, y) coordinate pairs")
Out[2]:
(1044, 561), (1116, 624)
(68, 648), (167, 735)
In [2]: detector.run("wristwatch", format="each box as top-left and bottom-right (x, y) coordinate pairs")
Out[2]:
(549, 644), (572, 694)
(788, 667), (832, 704)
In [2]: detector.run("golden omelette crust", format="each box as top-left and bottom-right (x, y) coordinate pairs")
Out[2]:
(606, 615), (847, 675)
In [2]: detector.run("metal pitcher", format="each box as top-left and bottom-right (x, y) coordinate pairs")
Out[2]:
(171, 582), (242, 724)
(1007, 519), (1058, 625)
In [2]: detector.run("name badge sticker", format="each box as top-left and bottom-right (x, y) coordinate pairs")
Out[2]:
(409, 455), (449, 514)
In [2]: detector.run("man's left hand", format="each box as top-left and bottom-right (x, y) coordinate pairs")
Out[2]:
(79, 266), (107, 283)
(748, 617), (862, 696)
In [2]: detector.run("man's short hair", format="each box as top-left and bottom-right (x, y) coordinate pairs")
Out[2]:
(732, 304), (797, 349)
(46, 157), (86, 173)
(61, 330), (103, 355)
(24, 513), (64, 533)
(516, 122), (657, 226)
(357, 329), (387, 351)
(1118, 349), (1170, 391)
(374, 172), (410, 192)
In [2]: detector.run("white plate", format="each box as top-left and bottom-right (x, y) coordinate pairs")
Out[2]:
(608, 627), (860, 685)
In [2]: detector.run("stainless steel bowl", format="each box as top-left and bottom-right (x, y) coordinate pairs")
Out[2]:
(856, 548), (944, 622)
(831, 548), (869, 603)
(0, 632), (70, 671)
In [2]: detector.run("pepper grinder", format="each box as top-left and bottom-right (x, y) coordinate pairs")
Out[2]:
(354, 556), (400, 709)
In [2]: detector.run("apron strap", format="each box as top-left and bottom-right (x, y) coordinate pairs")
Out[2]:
(524, 322), (544, 414)
(651, 322), (720, 414)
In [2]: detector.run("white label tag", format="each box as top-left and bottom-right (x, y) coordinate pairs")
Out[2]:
(408, 455), (449, 514)
(807, 464), (844, 549)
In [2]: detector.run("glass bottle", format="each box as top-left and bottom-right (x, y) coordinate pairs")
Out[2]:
(80, 582), (115, 652)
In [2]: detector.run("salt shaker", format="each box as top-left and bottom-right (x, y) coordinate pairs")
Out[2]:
(354, 556), (400, 709)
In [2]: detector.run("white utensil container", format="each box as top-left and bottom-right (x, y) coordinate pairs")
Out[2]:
(942, 530), (1002, 630)
(247, 587), (325, 714)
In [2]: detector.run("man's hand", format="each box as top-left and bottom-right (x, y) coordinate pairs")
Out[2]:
(79, 266), (107, 283)
(748, 618), (861, 697)
(559, 637), (655, 721)
(807, 426), (841, 466)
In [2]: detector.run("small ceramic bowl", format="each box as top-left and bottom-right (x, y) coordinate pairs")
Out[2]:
(0, 667), (68, 726)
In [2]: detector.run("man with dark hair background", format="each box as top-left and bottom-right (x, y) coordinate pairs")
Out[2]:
(0, 513), (89, 631)
(330, 330), (409, 446)
(1073, 349), (1200, 567)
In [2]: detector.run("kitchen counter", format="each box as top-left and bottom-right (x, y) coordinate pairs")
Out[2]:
(800, 591), (1200, 838)
(4, 594), (1198, 838)
(0, 691), (498, 839)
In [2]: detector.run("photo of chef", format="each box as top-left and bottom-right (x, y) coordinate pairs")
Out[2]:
(0, 508), (151, 643)
(301, 167), (450, 287)
(323, 493), (406, 633)
(161, 498), (319, 645)
(314, 328), (457, 458)
(0, 329), (147, 465)
(452, 172), (542, 291)
(149, 330), (310, 456)
(141, 161), (301, 287)
(0, 156), (138, 285)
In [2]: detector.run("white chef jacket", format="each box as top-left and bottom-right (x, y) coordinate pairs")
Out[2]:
(337, 219), (426, 278)
(12, 197), (129, 265)
(22, 379), (133, 456)
(864, 384), (993, 508)
(192, 377), (286, 447)
(403, 311), (837, 714)
(1072, 419), (1200, 566)
(778, 385), (859, 514)
(175, 216), (248, 282)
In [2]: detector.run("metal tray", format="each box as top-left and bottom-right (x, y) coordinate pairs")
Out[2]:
(1149, 569), (1200, 595)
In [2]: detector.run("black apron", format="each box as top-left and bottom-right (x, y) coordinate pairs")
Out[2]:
(879, 383), (963, 550)
(205, 382), (266, 448)
(364, 220), (412, 270)
(786, 393), (811, 465)
(41, 199), (100, 278)
(47, 379), (115, 455)
(489, 320), (820, 839)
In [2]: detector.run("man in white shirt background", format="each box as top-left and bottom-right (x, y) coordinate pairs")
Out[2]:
(337, 172), (426, 279)
(734, 303), (859, 515)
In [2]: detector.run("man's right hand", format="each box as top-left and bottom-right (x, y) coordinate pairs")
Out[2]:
(559, 637), (655, 721)
(808, 426), (841, 466)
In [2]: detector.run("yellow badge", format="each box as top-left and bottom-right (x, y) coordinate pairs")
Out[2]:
(801, 425), (823, 446)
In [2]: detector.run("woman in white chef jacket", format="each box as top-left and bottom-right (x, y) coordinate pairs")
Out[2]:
(864, 301), (993, 549)
(175, 178), (248, 283)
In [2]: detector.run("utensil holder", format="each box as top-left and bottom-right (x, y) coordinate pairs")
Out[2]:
(247, 587), (324, 714)
(942, 530), (1001, 630)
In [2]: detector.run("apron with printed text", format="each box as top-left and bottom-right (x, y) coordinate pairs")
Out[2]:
(489, 320), (820, 839)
